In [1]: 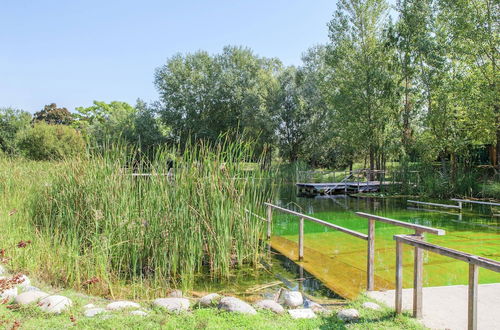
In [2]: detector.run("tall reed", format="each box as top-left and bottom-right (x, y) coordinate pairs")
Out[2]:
(24, 139), (274, 294)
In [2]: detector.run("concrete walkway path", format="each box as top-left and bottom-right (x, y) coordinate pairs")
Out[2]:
(368, 283), (500, 330)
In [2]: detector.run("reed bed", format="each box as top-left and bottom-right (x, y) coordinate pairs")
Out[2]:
(0, 140), (274, 298)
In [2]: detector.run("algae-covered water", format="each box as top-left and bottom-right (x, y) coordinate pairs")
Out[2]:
(272, 185), (500, 294)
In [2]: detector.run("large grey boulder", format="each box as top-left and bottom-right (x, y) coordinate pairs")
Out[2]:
(0, 286), (17, 301)
(153, 298), (190, 313)
(254, 300), (285, 314)
(218, 297), (257, 315)
(283, 291), (303, 308)
(167, 289), (183, 298)
(337, 308), (360, 322)
(362, 302), (381, 310)
(84, 308), (106, 318)
(106, 301), (141, 310)
(199, 293), (221, 307)
(38, 295), (72, 314)
(305, 300), (329, 314)
(288, 308), (316, 319)
(14, 291), (49, 305)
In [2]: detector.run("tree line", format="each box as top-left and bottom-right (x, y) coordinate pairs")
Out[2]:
(1, 0), (498, 174)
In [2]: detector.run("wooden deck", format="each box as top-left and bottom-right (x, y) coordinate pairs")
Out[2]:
(296, 181), (394, 196)
(270, 235), (393, 299)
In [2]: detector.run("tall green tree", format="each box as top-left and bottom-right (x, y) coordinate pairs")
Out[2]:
(0, 107), (32, 155)
(327, 0), (395, 177)
(33, 103), (73, 125)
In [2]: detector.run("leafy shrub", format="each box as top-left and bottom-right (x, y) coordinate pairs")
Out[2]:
(16, 122), (85, 160)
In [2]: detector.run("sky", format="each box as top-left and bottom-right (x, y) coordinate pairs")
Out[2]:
(0, 0), (337, 113)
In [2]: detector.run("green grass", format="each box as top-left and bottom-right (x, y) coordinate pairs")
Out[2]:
(0, 140), (275, 299)
(0, 289), (423, 330)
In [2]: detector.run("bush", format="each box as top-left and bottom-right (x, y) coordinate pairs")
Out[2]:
(16, 122), (85, 160)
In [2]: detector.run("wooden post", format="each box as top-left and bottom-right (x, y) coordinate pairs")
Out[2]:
(266, 205), (272, 240)
(395, 240), (403, 314)
(458, 201), (463, 211)
(298, 217), (304, 261)
(367, 218), (375, 291)
(413, 231), (424, 319)
(468, 264), (478, 330)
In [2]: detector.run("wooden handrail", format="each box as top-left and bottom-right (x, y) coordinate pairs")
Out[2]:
(264, 203), (368, 240)
(451, 198), (500, 207)
(356, 212), (445, 236)
(393, 234), (500, 330)
(408, 200), (461, 209)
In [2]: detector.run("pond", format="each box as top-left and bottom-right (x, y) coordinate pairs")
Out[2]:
(270, 184), (500, 298)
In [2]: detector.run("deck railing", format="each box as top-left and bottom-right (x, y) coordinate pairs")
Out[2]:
(393, 234), (500, 330)
(264, 202), (445, 292)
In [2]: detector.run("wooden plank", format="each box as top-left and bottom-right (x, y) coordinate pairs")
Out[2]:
(468, 264), (478, 330)
(356, 212), (445, 236)
(298, 217), (304, 261)
(393, 235), (500, 273)
(407, 200), (461, 209)
(367, 218), (375, 291)
(413, 238), (424, 319)
(395, 240), (403, 314)
(264, 203), (368, 240)
(451, 198), (500, 207)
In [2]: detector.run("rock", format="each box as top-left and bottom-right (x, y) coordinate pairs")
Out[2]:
(14, 291), (48, 305)
(0, 287), (17, 301)
(130, 310), (148, 316)
(362, 302), (381, 310)
(16, 275), (31, 290)
(306, 301), (329, 314)
(0, 265), (6, 275)
(218, 297), (257, 315)
(337, 308), (360, 322)
(83, 303), (96, 309)
(199, 293), (221, 307)
(254, 300), (284, 314)
(39, 295), (72, 314)
(153, 298), (190, 313)
(167, 289), (183, 298)
(106, 301), (141, 310)
(283, 291), (303, 308)
(84, 308), (106, 318)
(24, 286), (41, 292)
(288, 308), (316, 319)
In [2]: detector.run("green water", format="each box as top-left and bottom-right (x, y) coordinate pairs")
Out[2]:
(274, 186), (500, 289)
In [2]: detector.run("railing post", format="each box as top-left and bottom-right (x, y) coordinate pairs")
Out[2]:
(298, 217), (304, 261)
(266, 204), (272, 240)
(395, 240), (403, 314)
(468, 264), (478, 330)
(413, 230), (424, 319)
(367, 218), (375, 291)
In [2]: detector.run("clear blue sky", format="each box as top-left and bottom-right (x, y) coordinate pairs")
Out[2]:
(0, 0), (337, 113)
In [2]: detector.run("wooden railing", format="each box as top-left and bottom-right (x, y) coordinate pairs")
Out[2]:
(407, 199), (462, 210)
(264, 202), (444, 292)
(393, 234), (500, 330)
(451, 198), (500, 207)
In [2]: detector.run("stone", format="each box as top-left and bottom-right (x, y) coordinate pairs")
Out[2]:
(0, 287), (17, 301)
(0, 265), (6, 275)
(153, 298), (190, 313)
(83, 303), (96, 309)
(283, 291), (303, 308)
(306, 301), (329, 314)
(106, 301), (141, 310)
(254, 300), (285, 314)
(337, 308), (360, 322)
(84, 308), (106, 318)
(167, 289), (183, 298)
(24, 286), (41, 292)
(288, 308), (316, 319)
(14, 291), (49, 305)
(199, 293), (221, 307)
(218, 297), (257, 315)
(362, 302), (381, 310)
(39, 295), (72, 314)
(130, 310), (148, 316)
(16, 275), (31, 290)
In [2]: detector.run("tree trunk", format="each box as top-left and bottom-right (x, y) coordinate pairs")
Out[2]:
(369, 147), (375, 181)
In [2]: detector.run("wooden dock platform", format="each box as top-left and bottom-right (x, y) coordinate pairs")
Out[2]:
(296, 181), (394, 196)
